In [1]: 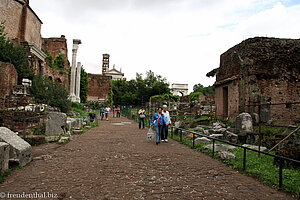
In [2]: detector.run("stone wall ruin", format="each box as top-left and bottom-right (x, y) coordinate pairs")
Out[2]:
(215, 37), (300, 124)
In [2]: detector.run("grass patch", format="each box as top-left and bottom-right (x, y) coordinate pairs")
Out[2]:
(169, 131), (300, 196)
(254, 126), (287, 138)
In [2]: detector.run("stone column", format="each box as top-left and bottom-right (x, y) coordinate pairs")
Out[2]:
(75, 62), (81, 103)
(69, 39), (81, 102)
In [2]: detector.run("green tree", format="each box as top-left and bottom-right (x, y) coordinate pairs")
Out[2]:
(0, 21), (34, 84)
(31, 75), (70, 113)
(53, 53), (65, 69)
(80, 67), (89, 103)
(193, 83), (215, 95)
(112, 70), (171, 105)
(193, 83), (204, 93)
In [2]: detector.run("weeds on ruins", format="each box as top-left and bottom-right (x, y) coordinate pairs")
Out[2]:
(0, 21), (34, 84)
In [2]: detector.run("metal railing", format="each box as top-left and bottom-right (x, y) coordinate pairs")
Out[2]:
(170, 126), (300, 189)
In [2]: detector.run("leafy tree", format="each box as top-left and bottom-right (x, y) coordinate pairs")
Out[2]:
(31, 75), (70, 113)
(0, 21), (34, 84)
(53, 53), (65, 69)
(193, 83), (215, 95)
(80, 67), (89, 103)
(112, 70), (171, 105)
(190, 92), (204, 101)
(193, 83), (204, 93)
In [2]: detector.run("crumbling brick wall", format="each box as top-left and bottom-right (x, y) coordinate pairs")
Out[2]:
(42, 36), (70, 70)
(41, 36), (70, 89)
(215, 37), (300, 124)
(0, 0), (43, 48)
(0, 62), (18, 99)
(87, 74), (111, 102)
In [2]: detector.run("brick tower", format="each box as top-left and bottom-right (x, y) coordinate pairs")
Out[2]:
(102, 54), (110, 74)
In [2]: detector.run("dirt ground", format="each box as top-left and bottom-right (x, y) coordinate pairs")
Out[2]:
(0, 115), (296, 199)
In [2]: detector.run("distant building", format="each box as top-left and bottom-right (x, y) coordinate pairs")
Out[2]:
(172, 84), (188, 96)
(102, 54), (124, 80)
(87, 54), (125, 103)
(104, 64), (124, 80)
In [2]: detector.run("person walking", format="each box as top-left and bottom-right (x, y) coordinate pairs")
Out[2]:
(150, 107), (168, 145)
(138, 107), (146, 129)
(100, 106), (105, 120)
(162, 104), (171, 142)
(105, 105), (111, 121)
(112, 105), (116, 118)
(116, 106), (121, 118)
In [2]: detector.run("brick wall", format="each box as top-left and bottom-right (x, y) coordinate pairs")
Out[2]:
(42, 36), (70, 70)
(41, 36), (71, 89)
(87, 74), (111, 102)
(215, 37), (300, 124)
(24, 4), (42, 48)
(0, 0), (42, 48)
(0, 62), (18, 99)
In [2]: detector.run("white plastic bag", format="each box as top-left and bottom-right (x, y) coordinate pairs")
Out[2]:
(147, 128), (154, 141)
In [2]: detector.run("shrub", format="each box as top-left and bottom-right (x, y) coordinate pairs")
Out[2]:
(31, 75), (70, 113)
(0, 21), (34, 84)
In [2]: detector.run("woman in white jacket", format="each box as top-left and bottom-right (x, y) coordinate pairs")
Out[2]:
(161, 105), (171, 142)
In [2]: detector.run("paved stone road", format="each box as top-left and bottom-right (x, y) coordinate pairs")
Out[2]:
(0, 115), (295, 199)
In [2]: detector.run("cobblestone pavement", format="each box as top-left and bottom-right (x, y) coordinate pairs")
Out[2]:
(0, 115), (295, 199)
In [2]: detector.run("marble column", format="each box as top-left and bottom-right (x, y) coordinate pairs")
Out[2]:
(69, 39), (81, 102)
(75, 62), (81, 102)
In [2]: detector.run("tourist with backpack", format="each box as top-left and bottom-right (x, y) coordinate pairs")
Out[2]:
(150, 107), (168, 145)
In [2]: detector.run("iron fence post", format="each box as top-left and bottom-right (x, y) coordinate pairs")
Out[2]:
(279, 158), (283, 188)
(243, 148), (246, 171)
(192, 132), (195, 149)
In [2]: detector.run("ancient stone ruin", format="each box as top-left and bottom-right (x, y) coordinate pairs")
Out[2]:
(215, 37), (300, 125)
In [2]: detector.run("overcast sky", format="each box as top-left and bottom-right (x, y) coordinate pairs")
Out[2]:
(30, 0), (300, 92)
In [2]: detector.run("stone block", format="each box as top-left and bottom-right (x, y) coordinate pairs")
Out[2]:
(45, 113), (67, 135)
(195, 137), (211, 144)
(225, 131), (238, 143)
(58, 137), (70, 143)
(0, 127), (32, 166)
(235, 113), (253, 135)
(45, 136), (60, 143)
(204, 144), (237, 152)
(0, 142), (10, 172)
(209, 134), (224, 139)
(216, 151), (236, 160)
(242, 144), (267, 152)
(66, 118), (83, 130)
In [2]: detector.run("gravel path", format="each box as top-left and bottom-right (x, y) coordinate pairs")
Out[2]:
(0, 115), (295, 199)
